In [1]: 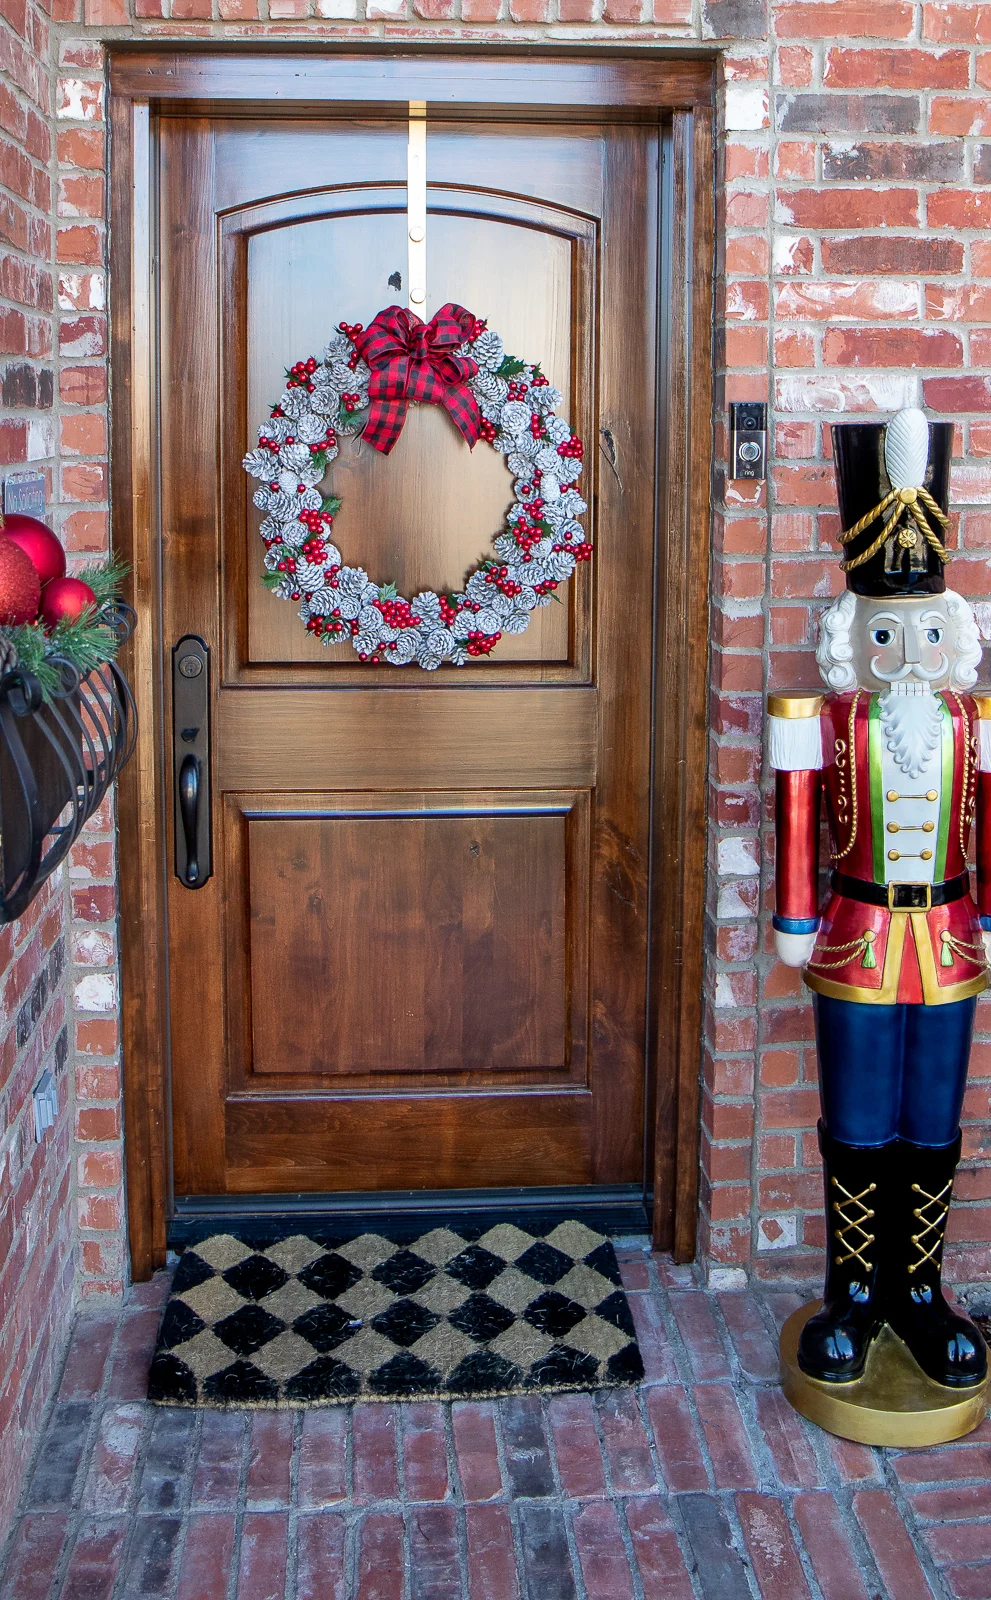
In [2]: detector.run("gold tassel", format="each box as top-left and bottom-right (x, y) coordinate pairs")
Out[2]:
(861, 930), (877, 970)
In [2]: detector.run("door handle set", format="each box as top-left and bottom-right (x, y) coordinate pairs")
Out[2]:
(172, 636), (212, 888)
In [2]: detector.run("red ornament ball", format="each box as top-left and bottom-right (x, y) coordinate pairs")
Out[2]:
(39, 576), (97, 631)
(0, 536), (42, 627)
(1, 513), (66, 588)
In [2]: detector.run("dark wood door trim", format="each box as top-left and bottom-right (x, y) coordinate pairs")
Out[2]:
(109, 47), (715, 1278)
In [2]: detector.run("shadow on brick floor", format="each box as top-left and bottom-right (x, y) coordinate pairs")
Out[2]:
(0, 1244), (985, 1598)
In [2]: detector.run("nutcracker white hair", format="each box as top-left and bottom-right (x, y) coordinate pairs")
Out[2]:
(815, 588), (982, 693)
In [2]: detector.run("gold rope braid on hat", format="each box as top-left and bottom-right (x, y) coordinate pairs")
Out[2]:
(838, 485), (951, 572)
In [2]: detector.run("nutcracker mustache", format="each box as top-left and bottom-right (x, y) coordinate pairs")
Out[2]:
(870, 654), (948, 683)
(879, 682), (944, 779)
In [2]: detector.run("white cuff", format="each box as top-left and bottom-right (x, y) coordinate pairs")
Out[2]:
(769, 713), (823, 773)
(979, 719), (991, 774)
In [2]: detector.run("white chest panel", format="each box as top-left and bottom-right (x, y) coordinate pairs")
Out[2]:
(880, 739), (941, 884)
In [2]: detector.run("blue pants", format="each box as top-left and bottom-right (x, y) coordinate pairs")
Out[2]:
(812, 995), (976, 1147)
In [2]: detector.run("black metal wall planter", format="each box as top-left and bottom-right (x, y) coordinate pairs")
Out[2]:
(0, 600), (137, 922)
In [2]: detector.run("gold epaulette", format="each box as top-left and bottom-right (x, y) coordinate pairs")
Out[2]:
(767, 692), (825, 719)
(972, 692), (991, 721)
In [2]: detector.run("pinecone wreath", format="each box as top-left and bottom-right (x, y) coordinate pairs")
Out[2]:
(242, 303), (590, 669)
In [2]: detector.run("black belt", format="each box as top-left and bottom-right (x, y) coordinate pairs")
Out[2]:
(830, 870), (969, 911)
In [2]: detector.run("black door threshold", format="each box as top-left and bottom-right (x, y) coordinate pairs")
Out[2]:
(168, 1184), (651, 1248)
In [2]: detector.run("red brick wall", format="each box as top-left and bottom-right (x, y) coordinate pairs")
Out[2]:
(3, 0), (991, 1493)
(0, 877), (73, 1539)
(0, 0), (122, 1539)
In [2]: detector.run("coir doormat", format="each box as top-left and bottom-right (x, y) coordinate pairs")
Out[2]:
(148, 1220), (644, 1406)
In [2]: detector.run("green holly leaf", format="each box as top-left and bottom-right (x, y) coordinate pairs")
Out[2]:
(262, 572), (285, 590)
(496, 356), (527, 378)
(322, 495), (343, 515)
(379, 581), (398, 600)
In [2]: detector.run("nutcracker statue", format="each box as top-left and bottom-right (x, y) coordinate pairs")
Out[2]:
(772, 408), (991, 1444)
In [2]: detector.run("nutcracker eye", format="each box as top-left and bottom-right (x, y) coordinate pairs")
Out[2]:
(871, 628), (894, 646)
(925, 627), (943, 645)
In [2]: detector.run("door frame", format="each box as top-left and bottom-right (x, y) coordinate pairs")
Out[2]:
(108, 45), (716, 1278)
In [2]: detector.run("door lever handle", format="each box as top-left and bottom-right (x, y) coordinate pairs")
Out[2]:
(178, 754), (200, 885)
(173, 635), (211, 889)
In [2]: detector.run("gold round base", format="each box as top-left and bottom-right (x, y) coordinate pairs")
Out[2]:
(780, 1302), (990, 1448)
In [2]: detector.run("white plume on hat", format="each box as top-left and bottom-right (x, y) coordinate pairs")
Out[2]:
(884, 407), (930, 491)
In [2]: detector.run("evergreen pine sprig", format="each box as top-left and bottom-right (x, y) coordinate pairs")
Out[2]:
(2, 558), (129, 703)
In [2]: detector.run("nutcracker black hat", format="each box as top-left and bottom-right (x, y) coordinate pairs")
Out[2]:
(831, 409), (953, 597)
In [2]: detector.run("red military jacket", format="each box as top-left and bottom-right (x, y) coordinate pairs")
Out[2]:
(770, 688), (991, 1005)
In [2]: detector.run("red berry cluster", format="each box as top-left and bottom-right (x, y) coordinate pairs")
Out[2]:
(306, 612), (347, 640)
(532, 373), (550, 387)
(338, 323), (364, 373)
(374, 595), (421, 631)
(301, 536), (329, 563)
(478, 418), (497, 443)
(439, 596), (460, 628)
(557, 435), (584, 460)
(469, 318), (488, 340)
(299, 507), (334, 536)
(466, 630), (501, 657)
(511, 500), (547, 557)
(309, 431), (337, 457)
(571, 541), (593, 563)
(287, 356), (319, 392)
(529, 413), (547, 441)
(507, 382), (528, 402)
(342, 393), (362, 413)
(484, 565), (522, 599)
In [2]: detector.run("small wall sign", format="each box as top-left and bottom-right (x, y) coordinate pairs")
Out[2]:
(3, 473), (46, 520)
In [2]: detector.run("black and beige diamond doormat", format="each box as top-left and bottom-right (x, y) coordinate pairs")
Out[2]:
(148, 1221), (644, 1406)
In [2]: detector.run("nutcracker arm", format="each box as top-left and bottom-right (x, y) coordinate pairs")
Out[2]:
(975, 694), (991, 929)
(768, 695), (824, 963)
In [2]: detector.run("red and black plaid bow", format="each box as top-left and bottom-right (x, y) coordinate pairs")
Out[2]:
(353, 303), (481, 456)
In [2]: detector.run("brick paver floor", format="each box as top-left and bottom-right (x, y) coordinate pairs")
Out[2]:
(0, 1241), (988, 1598)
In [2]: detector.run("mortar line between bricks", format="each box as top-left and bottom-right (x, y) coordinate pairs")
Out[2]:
(831, 1483), (894, 1600)
(162, 1405), (206, 1600)
(879, 1450), (954, 1600)
(283, 1406), (303, 1600)
(625, 1369), (710, 1594)
(228, 1400), (254, 1600)
(646, 1280), (707, 1391)
(493, 1402), (535, 1600)
(542, 1392), (589, 1600)
(602, 1488), (651, 1600)
(443, 1407), (473, 1599)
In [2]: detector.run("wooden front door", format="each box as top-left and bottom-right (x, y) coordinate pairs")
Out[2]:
(154, 84), (669, 1212)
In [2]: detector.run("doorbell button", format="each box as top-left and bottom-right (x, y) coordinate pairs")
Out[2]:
(729, 399), (768, 481)
(408, 225), (425, 243)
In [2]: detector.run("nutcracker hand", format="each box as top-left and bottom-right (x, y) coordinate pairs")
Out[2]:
(774, 929), (818, 968)
(983, 929), (991, 966)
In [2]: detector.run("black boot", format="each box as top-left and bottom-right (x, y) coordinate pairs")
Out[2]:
(798, 1122), (889, 1383)
(883, 1134), (988, 1388)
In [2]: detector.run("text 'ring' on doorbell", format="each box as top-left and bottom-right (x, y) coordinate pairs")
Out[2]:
(730, 400), (767, 482)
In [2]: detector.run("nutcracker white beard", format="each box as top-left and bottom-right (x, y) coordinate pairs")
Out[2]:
(879, 681), (944, 779)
